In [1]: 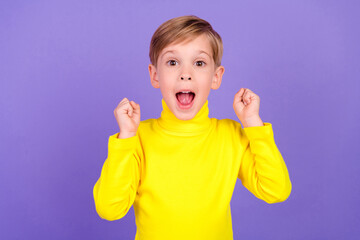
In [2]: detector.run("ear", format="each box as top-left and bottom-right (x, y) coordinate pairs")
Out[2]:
(211, 65), (225, 90)
(148, 64), (160, 88)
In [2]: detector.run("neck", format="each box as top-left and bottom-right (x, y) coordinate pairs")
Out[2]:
(157, 99), (212, 135)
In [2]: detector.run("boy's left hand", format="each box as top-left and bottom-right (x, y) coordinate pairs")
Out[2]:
(233, 88), (264, 128)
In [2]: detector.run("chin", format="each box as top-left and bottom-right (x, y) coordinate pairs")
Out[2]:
(173, 108), (198, 120)
(175, 114), (194, 121)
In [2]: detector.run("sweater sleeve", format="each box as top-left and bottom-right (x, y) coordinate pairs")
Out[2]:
(237, 122), (292, 204)
(93, 132), (142, 220)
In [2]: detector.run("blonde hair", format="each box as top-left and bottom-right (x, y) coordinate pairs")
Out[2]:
(149, 15), (223, 68)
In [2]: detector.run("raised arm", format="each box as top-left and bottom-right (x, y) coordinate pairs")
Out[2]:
(237, 123), (292, 204)
(233, 88), (291, 203)
(93, 98), (142, 220)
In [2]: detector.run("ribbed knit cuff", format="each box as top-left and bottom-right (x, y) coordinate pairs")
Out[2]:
(243, 122), (274, 141)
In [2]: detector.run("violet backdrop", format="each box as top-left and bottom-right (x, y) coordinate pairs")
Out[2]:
(1, 0), (359, 239)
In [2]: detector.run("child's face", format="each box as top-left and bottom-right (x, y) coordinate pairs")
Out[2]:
(148, 34), (225, 120)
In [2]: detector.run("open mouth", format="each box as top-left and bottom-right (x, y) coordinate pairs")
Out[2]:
(176, 91), (195, 109)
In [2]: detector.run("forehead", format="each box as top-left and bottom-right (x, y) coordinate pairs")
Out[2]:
(160, 34), (212, 58)
(161, 49), (211, 59)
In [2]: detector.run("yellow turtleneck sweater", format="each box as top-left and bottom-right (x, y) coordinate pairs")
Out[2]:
(93, 99), (292, 240)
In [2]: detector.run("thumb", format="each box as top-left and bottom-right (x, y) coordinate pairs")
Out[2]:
(234, 90), (245, 108)
(129, 101), (140, 117)
(126, 102), (134, 117)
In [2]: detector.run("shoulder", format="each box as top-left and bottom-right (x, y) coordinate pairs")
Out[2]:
(137, 118), (157, 135)
(139, 118), (155, 126)
(138, 118), (156, 129)
(215, 118), (242, 131)
(212, 118), (241, 135)
(211, 118), (245, 140)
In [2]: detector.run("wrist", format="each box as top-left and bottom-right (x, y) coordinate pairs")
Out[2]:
(241, 116), (264, 128)
(118, 131), (136, 139)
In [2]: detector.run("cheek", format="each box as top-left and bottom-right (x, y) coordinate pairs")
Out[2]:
(200, 72), (214, 87)
(159, 71), (176, 86)
(158, 77), (173, 94)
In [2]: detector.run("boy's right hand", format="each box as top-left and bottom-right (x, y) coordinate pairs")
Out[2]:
(114, 98), (141, 139)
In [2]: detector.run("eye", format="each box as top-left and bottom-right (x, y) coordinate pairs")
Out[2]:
(195, 61), (206, 67)
(167, 60), (178, 66)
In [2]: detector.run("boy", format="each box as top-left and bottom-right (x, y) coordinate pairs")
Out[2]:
(93, 15), (292, 240)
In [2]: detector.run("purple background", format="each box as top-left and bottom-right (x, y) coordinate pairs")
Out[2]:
(1, 0), (359, 239)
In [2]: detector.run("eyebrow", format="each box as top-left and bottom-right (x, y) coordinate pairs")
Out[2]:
(161, 50), (211, 58)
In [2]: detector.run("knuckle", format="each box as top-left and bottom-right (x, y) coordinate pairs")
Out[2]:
(121, 98), (129, 103)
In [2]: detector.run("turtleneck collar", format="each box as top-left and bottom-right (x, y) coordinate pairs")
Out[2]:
(156, 99), (212, 135)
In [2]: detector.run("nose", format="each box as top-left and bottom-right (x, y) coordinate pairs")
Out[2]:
(180, 76), (191, 80)
(180, 63), (192, 80)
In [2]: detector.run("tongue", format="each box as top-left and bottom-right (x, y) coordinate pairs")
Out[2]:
(177, 93), (194, 105)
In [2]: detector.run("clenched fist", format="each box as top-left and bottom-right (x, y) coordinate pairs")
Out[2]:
(114, 98), (141, 139)
(233, 88), (264, 128)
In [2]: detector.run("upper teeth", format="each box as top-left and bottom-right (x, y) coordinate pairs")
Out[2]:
(181, 91), (190, 93)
